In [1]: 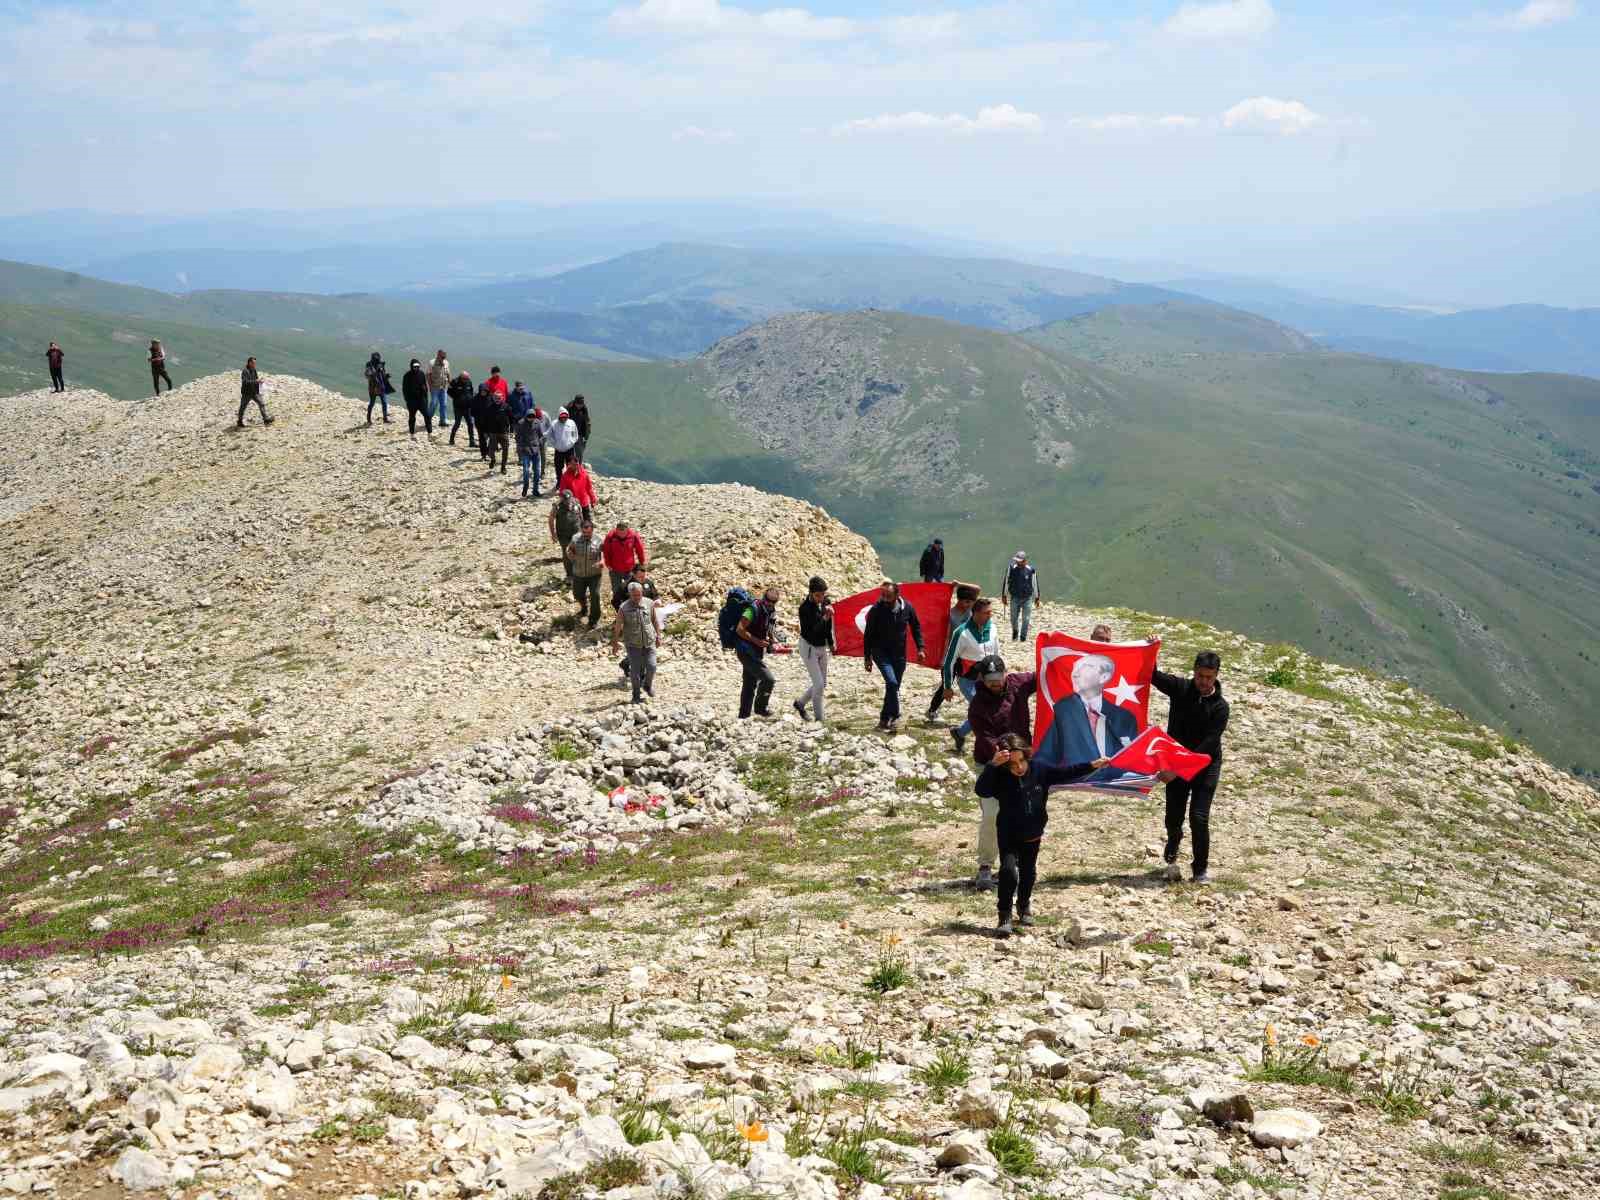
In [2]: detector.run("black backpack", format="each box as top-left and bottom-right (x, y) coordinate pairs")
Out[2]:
(718, 587), (755, 651)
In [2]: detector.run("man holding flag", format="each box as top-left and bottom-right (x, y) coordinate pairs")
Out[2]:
(1154, 651), (1230, 884)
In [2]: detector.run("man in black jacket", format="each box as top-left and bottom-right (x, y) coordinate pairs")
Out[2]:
(448, 372), (476, 446)
(1153, 650), (1230, 883)
(919, 538), (945, 583)
(863, 580), (925, 733)
(401, 359), (432, 437)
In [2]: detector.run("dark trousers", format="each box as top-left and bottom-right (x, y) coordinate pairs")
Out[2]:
(997, 836), (1042, 921)
(554, 447), (572, 478)
(558, 536), (575, 580)
(926, 679), (948, 718)
(367, 392), (389, 421)
(406, 403), (433, 436)
(738, 651), (776, 718)
(151, 364), (173, 394)
(1164, 773), (1219, 875)
(450, 410), (475, 445)
(872, 654), (907, 724)
(573, 574), (602, 627)
(237, 395), (270, 424)
(49, 367), (64, 392)
(484, 429), (509, 471)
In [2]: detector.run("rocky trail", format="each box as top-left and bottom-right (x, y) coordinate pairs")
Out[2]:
(0, 377), (1596, 1200)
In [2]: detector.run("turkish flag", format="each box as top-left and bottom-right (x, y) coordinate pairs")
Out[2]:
(1033, 632), (1162, 762)
(1052, 725), (1212, 797)
(833, 582), (953, 671)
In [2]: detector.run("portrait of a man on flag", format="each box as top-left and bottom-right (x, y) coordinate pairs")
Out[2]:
(1033, 632), (1161, 768)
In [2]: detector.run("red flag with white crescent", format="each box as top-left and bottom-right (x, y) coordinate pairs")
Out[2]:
(1054, 725), (1213, 796)
(833, 582), (953, 670)
(1033, 632), (1162, 762)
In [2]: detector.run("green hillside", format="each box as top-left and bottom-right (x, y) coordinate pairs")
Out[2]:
(1022, 300), (1315, 367)
(0, 258), (630, 364)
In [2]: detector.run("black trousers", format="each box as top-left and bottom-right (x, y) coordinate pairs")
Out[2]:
(237, 394), (269, 424)
(1164, 772), (1219, 875)
(450, 410), (475, 445)
(407, 402), (433, 435)
(151, 364), (173, 394)
(997, 836), (1041, 920)
(49, 367), (64, 392)
(553, 447), (572, 478)
(738, 652), (776, 718)
(483, 428), (509, 470)
(572, 574), (602, 627)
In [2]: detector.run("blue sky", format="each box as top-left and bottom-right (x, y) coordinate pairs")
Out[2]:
(2, 0), (1595, 254)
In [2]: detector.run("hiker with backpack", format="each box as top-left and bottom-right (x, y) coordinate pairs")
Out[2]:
(364, 352), (393, 424)
(863, 580), (925, 733)
(401, 358), (433, 437)
(549, 490), (584, 581)
(515, 407), (544, 497)
(427, 350), (451, 426)
(610, 581), (663, 704)
(448, 371), (476, 446)
(725, 586), (784, 719)
(549, 408), (581, 479)
(237, 357), (273, 427)
(46, 342), (65, 393)
(149, 340), (174, 395)
(567, 394), (592, 461)
(919, 538), (946, 583)
(793, 576), (835, 722)
(1000, 551), (1040, 642)
(601, 519), (647, 600)
(566, 518), (606, 629)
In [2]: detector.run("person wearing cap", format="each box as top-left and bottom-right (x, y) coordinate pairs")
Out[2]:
(401, 358), (433, 437)
(863, 580), (925, 734)
(426, 350), (451, 426)
(1000, 551), (1040, 642)
(549, 407), (581, 478)
(793, 576), (835, 722)
(940, 597), (1002, 755)
(964, 654), (1037, 889)
(447, 370), (476, 446)
(919, 538), (946, 584)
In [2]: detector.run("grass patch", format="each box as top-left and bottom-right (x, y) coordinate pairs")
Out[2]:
(917, 1046), (970, 1093)
(986, 1124), (1041, 1177)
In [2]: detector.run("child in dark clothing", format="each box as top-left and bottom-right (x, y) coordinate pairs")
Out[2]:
(974, 734), (1107, 936)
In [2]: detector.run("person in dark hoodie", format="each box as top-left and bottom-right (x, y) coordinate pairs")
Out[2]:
(567, 394), (592, 462)
(975, 734), (1118, 937)
(479, 382), (511, 474)
(237, 357), (272, 427)
(364, 352), (393, 424)
(863, 580), (925, 733)
(470, 384), (495, 466)
(919, 538), (945, 583)
(46, 342), (65, 392)
(515, 407), (543, 497)
(964, 654), (1036, 890)
(448, 371), (476, 446)
(401, 358), (433, 437)
(793, 576), (835, 722)
(509, 380), (533, 422)
(1154, 650), (1230, 884)
(148, 340), (174, 395)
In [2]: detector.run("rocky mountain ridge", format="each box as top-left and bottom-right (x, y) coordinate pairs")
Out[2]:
(0, 375), (1597, 1200)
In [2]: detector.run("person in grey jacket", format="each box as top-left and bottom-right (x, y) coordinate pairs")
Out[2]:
(237, 357), (272, 427)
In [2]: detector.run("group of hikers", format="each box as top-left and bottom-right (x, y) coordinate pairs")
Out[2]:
(717, 569), (1229, 935)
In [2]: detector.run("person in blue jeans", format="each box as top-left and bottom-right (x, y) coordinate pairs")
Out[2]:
(1001, 551), (1040, 642)
(940, 597), (1003, 754)
(863, 580), (925, 733)
(426, 350), (451, 425)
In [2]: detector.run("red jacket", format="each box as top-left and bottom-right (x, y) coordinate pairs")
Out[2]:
(601, 527), (646, 572)
(559, 465), (596, 509)
(485, 375), (509, 401)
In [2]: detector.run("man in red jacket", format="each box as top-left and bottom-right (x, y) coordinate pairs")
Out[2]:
(484, 366), (510, 401)
(558, 459), (596, 519)
(600, 519), (647, 600)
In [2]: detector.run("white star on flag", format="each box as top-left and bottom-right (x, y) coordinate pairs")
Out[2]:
(1105, 675), (1145, 709)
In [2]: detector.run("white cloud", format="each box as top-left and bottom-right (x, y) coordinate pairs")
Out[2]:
(1069, 113), (1201, 131)
(833, 103), (1042, 136)
(1221, 96), (1323, 135)
(610, 0), (856, 40)
(1162, 0), (1277, 39)
(672, 124), (737, 142)
(1478, 0), (1580, 29)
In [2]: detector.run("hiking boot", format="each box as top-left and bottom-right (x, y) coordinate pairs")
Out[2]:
(995, 919), (1014, 939)
(950, 727), (967, 756)
(263, 416), (274, 425)
(792, 699), (808, 721)
(1016, 911), (1036, 927)
(1163, 860), (1182, 883)
(974, 866), (996, 891)
(885, 719), (898, 734)
(383, 416), (392, 423)
(236, 420), (245, 429)
(1192, 871), (1212, 885)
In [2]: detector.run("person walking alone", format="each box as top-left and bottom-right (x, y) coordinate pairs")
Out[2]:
(735, 587), (783, 719)
(610, 581), (662, 704)
(46, 342), (65, 392)
(919, 537), (945, 583)
(1155, 651), (1230, 884)
(364, 352), (393, 424)
(148, 340), (174, 395)
(237, 357), (273, 427)
(427, 350), (451, 426)
(401, 358), (433, 437)
(863, 580), (925, 733)
(447, 371), (476, 446)
(793, 576), (835, 722)
(1000, 551), (1040, 642)
(566, 518), (606, 630)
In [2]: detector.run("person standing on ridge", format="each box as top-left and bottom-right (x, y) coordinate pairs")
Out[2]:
(793, 576), (835, 723)
(940, 596), (1002, 756)
(1000, 550), (1040, 643)
(427, 349), (451, 427)
(46, 342), (65, 393)
(919, 537), (946, 583)
(735, 586), (783, 719)
(566, 517), (606, 630)
(237, 357), (273, 427)
(1155, 650), (1230, 885)
(610, 581), (662, 704)
(863, 580), (925, 734)
(364, 352), (393, 424)
(964, 654), (1037, 890)
(149, 340), (174, 396)
(567, 394), (592, 462)
(401, 358), (433, 437)
(447, 370), (476, 446)
(926, 583), (979, 723)
(549, 407), (580, 478)
(549, 488), (584, 581)
(601, 518), (647, 600)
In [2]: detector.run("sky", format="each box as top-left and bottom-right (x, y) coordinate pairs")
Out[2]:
(2, 0), (1596, 258)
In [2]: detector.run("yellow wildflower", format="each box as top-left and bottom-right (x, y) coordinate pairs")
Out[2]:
(1264, 1023), (1278, 1047)
(501, 974), (514, 990)
(738, 1120), (770, 1143)
(1302, 1034), (1321, 1048)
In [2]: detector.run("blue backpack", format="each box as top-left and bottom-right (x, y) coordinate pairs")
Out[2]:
(718, 587), (755, 651)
